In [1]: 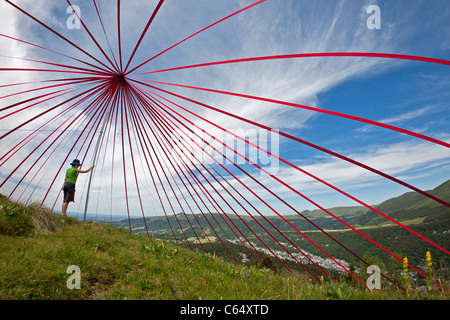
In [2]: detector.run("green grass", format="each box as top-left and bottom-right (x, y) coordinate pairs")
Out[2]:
(0, 194), (448, 300)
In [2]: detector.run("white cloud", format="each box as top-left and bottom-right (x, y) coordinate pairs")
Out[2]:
(378, 106), (434, 124)
(356, 105), (438, 133)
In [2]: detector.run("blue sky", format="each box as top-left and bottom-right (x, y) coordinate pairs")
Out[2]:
(0, 0), (449, 218)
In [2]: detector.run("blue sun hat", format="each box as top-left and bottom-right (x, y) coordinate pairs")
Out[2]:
(70, 159), (81, 166)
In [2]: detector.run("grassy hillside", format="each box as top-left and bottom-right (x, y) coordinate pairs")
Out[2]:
(376, 179), (450, 213)
(1, 194), (448, 300)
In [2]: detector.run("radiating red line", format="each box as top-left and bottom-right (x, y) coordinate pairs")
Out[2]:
(121, 81), (150, 237)
(152, 117), (274, 268)
(141, 79), (450, 149)
(0, 33), (113, 75)
(146, 99), (302, 270)
(0, 77), (101, 103)
(82, 83), (122, 220)
(162, 140), (233, 240)
(75, 82), (119, 163)
(104, 84), (121, 224)
(139, 52), (450, 75)
(66, 0), (120, 74)
(118, 85), (133, 233)
(122, 87), (182, 244)
(123, 0), (165, 74)
(1, 88), (77, 121)
(140, 114), (200, 251)
(209, 165), (332, 283)
(61, 82), (120, 214)
(93, 0), (121, 73)
(77, 81), (118, 220)
(126, 0), (267, 75)
(117, 0), (123, 73)
(124, 109), (161, 237)
(4, 0), (116, 75)
(47, 82), (118, 208)
(146, 90), (402, 290)
(101, 92), (117, 225)
(0, 82), (105, 142)
(0, 67), (105, 76)
(200, 132), (386, 286)
(1, 91), (64, 114)
(2, 0), (446, 292)
(0, 54), (110, 76)
(0, 78), (107, 124)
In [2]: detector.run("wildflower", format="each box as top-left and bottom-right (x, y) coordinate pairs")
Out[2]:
(426, 251), (434, 294)
(426, 251), (432, 269)
(402, 257), (409, 281)
(402, 256), (410, 297)
(320, 276), (324, 284)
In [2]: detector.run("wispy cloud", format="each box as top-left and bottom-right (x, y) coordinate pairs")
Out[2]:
(356, 105), (437, 134)
(379, 106), (434, 124)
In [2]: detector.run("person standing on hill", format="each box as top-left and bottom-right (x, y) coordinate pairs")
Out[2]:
(61, 159), (94, 216)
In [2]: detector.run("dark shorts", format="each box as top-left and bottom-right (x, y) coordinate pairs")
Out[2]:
(63, 182), (76, 203)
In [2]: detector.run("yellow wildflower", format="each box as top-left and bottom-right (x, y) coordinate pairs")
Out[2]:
(426, 251), (434, 294)
(426, 251), (432, 268)
(402, 257), (409, 281)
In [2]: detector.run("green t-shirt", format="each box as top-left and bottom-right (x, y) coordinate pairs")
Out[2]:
(65, 167), (79, 184)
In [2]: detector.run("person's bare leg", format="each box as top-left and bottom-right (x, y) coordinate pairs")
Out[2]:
(61, 202), (69, 216)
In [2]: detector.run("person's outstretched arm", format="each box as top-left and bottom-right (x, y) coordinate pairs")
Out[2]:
(78, 164), (95, 174)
